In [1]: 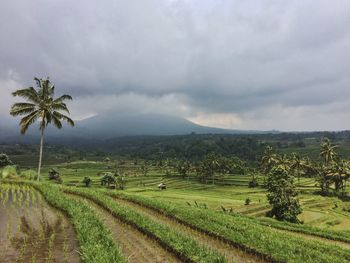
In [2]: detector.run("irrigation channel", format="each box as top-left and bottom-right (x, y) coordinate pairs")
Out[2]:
(0, 184), (80, 263)
(65, 193), (181, 263)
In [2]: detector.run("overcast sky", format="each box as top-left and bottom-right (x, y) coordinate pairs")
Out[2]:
(1, 0), (350, 131)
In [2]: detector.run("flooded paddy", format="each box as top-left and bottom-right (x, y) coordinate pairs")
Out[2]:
(0, 184), (80, 263)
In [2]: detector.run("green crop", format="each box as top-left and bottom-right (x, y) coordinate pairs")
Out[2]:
(26, 182), (127, 263)
(63, 186), (226, 263)
(106, 191), (350, 263)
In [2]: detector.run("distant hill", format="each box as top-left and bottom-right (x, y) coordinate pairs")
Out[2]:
(0, 113), (275, 143)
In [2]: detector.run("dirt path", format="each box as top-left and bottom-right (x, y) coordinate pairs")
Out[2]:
(111, 196), (267, 263)
(65, 193), (180, 263)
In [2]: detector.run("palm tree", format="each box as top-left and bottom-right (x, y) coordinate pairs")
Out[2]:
(290, 153), (307, 186)
(320, 138), (338, 166)
(10, 77), (74, 181)
(261, 146), (279, 174)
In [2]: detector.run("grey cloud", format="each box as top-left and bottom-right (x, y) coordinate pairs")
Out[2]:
(1, 0), (350, 130)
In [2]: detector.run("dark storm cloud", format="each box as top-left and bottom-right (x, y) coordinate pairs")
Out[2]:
(1, 0), (350, 130)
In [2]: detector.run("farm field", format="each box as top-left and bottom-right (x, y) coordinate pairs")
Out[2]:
(33, 160), (350, 232)
(0, 183), (80, 263)
(1, 159), (350, 262)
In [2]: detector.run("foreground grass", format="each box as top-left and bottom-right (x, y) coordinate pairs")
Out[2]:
(27, 182), (127, 263)
(63, 186), (226, 263)
(106, 190), (350, 263)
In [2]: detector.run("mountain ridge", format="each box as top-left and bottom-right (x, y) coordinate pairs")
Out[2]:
(0, 113), (277, 143)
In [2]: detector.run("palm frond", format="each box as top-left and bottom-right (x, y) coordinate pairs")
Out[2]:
(51, 114), (63, 129)
(52, 102), (69, 113)
(53, 111), (75, 127)
(12, 87), (40, 104)
(19, 110), (40, 134)
(10, 106), (36, 117)
(54, 94), (73, 102)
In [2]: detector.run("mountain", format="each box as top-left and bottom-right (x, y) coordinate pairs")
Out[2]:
(0, 113), (274, 143)
(73, 113), (241, 138)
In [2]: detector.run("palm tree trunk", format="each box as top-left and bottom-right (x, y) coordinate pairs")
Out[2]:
(37, 129), (44, 181)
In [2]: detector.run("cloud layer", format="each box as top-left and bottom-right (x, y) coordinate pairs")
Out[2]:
(1, 0), (350, 131)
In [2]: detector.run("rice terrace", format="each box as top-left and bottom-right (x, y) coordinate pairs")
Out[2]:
(1, 1), (350, 262)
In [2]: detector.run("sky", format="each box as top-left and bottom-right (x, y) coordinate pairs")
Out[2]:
(1, 0), (350, 131)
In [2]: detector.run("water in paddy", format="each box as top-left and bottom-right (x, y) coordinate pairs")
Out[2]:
(0, 185), (80, 263)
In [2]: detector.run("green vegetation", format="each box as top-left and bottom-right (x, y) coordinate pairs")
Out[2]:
(106, 191), (350, 263)
(31, 182), (127, 263)
(64, 186), (226, 263)
(266, 165), (302, 223)
(0, 153), (13, 167)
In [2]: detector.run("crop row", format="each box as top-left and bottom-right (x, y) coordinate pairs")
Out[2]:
(27, 182), (127, 263)
(63, 187), (227, 263)
(256, 216), (350, 243)
(105, 191), (350, 263)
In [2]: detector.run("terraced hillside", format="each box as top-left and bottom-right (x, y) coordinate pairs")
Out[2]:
(1, 180), (350, 263)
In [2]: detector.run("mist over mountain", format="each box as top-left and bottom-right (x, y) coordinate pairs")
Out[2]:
(0, 113), (271, 143)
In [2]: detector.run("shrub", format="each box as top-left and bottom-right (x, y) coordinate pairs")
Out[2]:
(48, 168), (62, 183)
(0, 165), (17, 179)
(20, 169), (37, 180)
(83, 176), (92, 187)
(0, 153), (13, 168)
(101, 173), (115, 187)
(248, 178), (259, 188)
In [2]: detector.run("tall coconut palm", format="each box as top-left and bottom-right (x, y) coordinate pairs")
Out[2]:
(10, 77), (74, 181)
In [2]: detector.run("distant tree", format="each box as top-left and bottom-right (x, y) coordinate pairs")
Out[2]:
(48, 168), (62, 183)
(176, 159), (191, 178)
(83, 176), (92, 187)
(290, 153), (307, 186)
(116, 176), (126, 190)
(248, 171), (259, 188)
(266, 165), (302, 223)
(197, 153), (220, 184)
(261, 146), (280, 184)
(0, 153), (13, 168)
(320, 159), (350, 196)
(140, 164), (149, 177)
(320, 138), (338, 166)
(318, 138), (343, 195)
(10, 77), (74, 181)
(101, 173), (116, 187)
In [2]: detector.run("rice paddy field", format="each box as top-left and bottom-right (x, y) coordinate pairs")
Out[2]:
(1, 160), (350, 262)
